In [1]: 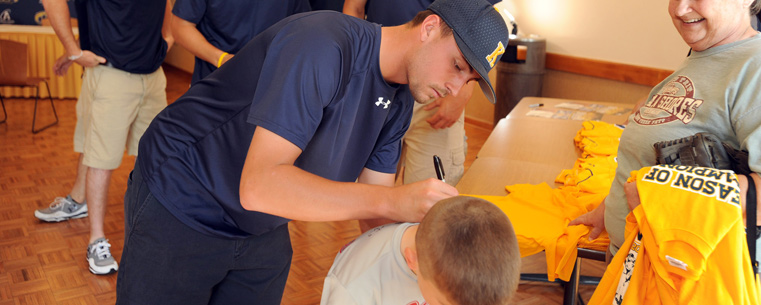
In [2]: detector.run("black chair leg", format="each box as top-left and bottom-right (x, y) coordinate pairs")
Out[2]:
(32, 81), (58, 134)
(562, 257), (582, 305)
(0, 93), (7, 124)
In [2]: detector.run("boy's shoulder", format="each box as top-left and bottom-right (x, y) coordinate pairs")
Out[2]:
(334, 223), (411, 266)
(322, 223), (424, 305)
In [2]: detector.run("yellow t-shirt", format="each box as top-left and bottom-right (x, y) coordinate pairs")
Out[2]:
(578, 136), (621, 157)
(574, 121), (624, 148)
(589, 165), (760, 304)
(555, 155), (618, 194)
(469, 185), (609, 282)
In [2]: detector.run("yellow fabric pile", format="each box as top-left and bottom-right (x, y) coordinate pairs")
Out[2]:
(469, 120), (622, 281)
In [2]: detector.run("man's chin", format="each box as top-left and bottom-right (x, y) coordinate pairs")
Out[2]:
(410, 93), (435, 104)
(415, 98), (436, 104)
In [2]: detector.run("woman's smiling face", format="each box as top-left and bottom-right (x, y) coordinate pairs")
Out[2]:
(669, 0), (754, 51)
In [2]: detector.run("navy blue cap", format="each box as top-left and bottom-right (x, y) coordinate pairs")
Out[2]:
(428, 0), (509, 103)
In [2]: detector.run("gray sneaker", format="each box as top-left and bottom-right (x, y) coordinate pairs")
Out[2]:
(34, 195), (88, 222)
(87, 238), (118, 275)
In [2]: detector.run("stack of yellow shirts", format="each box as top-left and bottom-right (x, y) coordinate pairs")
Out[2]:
(573, 120), (625, 157)
(557, 120), (624, 193)
(469, 120), (622, 281)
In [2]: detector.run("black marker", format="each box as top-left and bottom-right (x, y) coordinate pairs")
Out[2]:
(433, 155), (446, 183)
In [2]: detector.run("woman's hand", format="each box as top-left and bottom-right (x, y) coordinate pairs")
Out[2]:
(569, 199), (607, 240)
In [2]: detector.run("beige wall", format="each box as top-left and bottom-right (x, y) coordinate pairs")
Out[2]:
(541, 70), (652, 105)
(495, 0), (686, 71)
(465, 68), (654, 126)
(463, 0), (685, 125)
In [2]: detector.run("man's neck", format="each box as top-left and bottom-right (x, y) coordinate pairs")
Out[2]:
(379, 25), (415, 85)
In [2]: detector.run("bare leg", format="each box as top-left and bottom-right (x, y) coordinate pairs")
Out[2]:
(70, 154), (88, 203)
(86, 167), (113, 243)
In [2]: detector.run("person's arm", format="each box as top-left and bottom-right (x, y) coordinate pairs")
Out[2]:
(239, 126), (458, 223)
(342, 0), (366, 19)
(162, 0), (175, 52)
(171, 13), (232, 67)
(41, 0), (105, 75)
(422, 81), (475, 129)
(356, 168), (398, 232)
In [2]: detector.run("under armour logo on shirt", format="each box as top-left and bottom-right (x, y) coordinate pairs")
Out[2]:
(375, 97), (390, 109)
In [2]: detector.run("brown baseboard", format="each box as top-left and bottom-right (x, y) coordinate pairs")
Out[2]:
(464, 116), (494, 131)
(545, 53), (674, 87)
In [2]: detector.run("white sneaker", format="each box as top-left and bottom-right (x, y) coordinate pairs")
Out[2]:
(87, 238), (118, 275)
(34, 195), (88, 222)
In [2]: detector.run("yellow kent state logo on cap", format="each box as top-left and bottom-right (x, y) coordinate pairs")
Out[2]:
(485, 41), (505, 68)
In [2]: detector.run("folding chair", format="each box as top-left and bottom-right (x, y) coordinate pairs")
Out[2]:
(0, 39), (59, 133)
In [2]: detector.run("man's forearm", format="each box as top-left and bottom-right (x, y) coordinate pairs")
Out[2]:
(162, 0), (175, 51)
(171, 15), (226, 66)
(240, 164), (397, 222)
(42, 0), (79, 56)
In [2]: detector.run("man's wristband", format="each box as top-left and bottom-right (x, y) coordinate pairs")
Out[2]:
(68, 50), (84, 61)
(217, 52), (228, 68)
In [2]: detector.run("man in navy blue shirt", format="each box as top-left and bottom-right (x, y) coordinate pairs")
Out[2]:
(37, 0), (172, 276)
(171, 0), (311, 84)
(345, 0), (503, 192)
(116, 0), (509, 303)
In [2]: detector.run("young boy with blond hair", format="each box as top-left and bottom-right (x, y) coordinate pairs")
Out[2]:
(321, 196), (521, 305)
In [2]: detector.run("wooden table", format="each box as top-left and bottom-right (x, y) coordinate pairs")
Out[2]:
(0, 25), (82, 99)
(459, 96), (631, 194)
(457, 96), (632, 305)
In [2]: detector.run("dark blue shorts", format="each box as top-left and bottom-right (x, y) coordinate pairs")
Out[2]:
(116, 164), (292, 305)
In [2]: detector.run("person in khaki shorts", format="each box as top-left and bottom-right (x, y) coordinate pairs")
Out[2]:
(34, 0), (173, 275)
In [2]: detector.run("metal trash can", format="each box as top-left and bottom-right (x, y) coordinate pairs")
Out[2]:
(494, 34), (546, 125)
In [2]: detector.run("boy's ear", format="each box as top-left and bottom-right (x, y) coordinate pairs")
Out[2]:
(403, 247), (419, 274)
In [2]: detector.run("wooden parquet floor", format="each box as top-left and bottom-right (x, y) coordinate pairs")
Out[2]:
(0, 64), (604, 304)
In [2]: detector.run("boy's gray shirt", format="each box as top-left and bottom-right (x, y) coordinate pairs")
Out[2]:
(321, 223), (426, 305)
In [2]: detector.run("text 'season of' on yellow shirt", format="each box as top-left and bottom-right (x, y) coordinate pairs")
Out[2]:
(588, 165), (760, 305)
